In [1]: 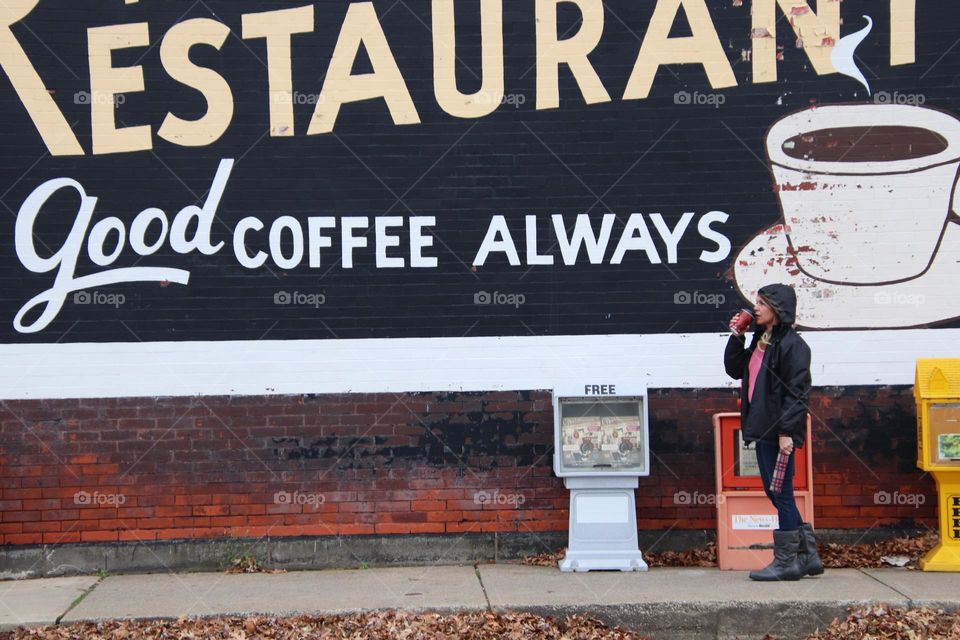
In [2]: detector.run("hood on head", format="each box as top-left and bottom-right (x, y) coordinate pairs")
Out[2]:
(757, 283), (797, 325)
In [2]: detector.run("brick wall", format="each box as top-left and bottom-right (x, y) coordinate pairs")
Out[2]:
(0, 386), (936, 547)
(650, 386), (938, 530)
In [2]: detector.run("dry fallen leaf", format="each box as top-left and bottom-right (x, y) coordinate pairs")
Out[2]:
(820, 532), (938, 570)
(5, 607), (960, 640)
(518, 543), (719, 568)
(519, 532), (938, 571)
(0, 611), (653, 640)
(808, 606), (960, 640)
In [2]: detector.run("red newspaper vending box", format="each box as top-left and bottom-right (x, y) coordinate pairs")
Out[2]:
(713, 413), (814, 570)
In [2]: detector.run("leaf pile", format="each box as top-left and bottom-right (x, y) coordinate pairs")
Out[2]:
(225, 554), (287, 575)
(645, 543), (717, 568)
(807, 605), (960, 640)
(519, 532), (937, 569)
(0, 611), (650, 640)
(517, 544), (717, 568)
(227, 553), (264, 574)
(819, 532), (939, 570)
(518, 549), (565, 567)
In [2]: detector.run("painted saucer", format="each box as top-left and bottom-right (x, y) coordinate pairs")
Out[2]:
(732, 222), (960, 330)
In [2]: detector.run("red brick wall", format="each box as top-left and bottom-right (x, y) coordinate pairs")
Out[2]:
(0, 387), (937, 546)
(649, 386), (938, 530)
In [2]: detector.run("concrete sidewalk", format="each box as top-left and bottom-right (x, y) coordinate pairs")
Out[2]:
(2, 565), (960, 640)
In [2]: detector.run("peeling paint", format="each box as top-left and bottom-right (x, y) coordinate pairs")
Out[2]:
(776, 182), (817, 192)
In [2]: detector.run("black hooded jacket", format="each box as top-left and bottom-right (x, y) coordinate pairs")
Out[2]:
(723, 284), (812, 447)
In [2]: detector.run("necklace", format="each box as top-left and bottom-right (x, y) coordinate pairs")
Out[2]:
(758, 329), (773, 350)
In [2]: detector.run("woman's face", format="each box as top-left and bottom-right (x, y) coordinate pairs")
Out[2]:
(754, 296), (779, 328)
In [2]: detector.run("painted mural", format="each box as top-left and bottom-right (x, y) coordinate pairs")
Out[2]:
(735, 101), (960, 329)
(0, 0), (954, 343)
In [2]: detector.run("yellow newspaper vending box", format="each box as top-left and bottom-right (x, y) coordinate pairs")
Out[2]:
(915, 359), (960, 571)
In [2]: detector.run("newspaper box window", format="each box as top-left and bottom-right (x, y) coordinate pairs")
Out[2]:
(553, 383), (649, 572)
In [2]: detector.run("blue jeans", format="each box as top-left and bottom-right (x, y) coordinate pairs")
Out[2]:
(754, 440), (802, 532)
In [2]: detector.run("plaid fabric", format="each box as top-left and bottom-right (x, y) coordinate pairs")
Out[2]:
(769, 449), (789, 494)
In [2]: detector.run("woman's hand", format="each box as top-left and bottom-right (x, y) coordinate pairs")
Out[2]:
(728, 314), (744, 335)
(779, 434), (794, 455)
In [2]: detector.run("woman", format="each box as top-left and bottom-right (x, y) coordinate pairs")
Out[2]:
(724, 283), (822, 581)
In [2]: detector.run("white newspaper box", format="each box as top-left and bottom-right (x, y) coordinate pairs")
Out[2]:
(553, 382), (650, 572)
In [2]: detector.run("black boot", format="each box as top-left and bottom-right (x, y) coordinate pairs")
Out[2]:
(749, 529), (803, 581)
(797, 522), (824, 576)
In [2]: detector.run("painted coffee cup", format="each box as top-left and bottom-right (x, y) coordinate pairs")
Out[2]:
(765, 104), (960, 285)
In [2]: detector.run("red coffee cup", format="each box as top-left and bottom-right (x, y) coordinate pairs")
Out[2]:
(731, 308), (754, 336)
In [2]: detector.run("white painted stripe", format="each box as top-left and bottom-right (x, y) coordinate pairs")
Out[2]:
(0, 329), (954, 400)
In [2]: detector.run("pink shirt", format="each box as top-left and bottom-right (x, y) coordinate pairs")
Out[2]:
(748, 346), (765, 403)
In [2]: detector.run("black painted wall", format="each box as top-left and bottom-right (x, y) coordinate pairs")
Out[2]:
(1, 1), (957, 343)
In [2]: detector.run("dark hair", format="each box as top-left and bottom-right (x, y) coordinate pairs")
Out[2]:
(759, 294), (779, 317)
